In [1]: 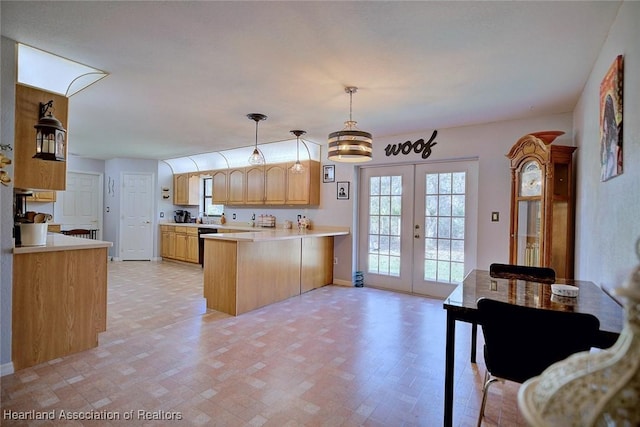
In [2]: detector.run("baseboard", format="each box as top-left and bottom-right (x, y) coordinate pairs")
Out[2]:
(1, 361), (15, 377)
(333, 278), (353, 287)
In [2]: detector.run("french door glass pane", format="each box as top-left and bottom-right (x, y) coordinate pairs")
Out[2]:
(368, 175), (402, 277)
(423, 172), (466, 284)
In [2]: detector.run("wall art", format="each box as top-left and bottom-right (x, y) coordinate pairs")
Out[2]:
(337, 181), (350, 200)
(323, 164), (335, 183)
(384, 129), (438, 159)
(600, 55), (623, 182)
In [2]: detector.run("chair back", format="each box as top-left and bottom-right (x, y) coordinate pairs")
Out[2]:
(477, 298), (599, 384)
(489, 263), (556, 283)
(62, 229), (96, 239)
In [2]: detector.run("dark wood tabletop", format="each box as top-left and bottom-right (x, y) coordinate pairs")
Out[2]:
(444, 269), (623, 344)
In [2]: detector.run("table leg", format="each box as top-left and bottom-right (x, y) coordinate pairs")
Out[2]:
(471, 321), (477, 363)
(444, 311), (456, 427)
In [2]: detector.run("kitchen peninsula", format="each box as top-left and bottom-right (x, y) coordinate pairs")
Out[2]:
(12, 234), (112, 370)
(201, 226), (349, 315)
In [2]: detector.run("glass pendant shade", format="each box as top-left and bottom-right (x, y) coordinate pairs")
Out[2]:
(290, 130), (306, 174)
(34, 100), (66, 161)
(247, 113), (267, 166)
(328, 87), (372, 163)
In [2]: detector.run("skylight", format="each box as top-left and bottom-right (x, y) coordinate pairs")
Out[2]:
(17, 43), (108, 97)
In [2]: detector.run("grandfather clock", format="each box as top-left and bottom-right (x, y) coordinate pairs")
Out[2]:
(506, 131), (577, 279)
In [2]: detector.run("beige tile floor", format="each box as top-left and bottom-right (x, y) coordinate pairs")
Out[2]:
(1, 261), (525, 426)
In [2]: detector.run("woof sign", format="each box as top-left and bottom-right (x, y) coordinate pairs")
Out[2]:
(384, 130), (438, 159)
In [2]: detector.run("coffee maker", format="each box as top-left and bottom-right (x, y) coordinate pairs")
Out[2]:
(174, 210), (191, 223)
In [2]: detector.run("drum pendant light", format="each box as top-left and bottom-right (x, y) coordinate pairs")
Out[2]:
(290, 130), (306, 174)
(247, 113), (267, 165)
(328, 86), (372, 163)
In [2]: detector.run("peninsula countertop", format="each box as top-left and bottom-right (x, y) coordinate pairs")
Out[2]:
(14, 233), (113, 254)
(200, 226), (350, 242)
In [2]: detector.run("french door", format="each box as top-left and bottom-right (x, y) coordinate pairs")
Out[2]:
(358, 161), (478, 298)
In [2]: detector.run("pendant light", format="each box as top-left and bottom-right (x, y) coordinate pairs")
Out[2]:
(247, 113), (267, 165)
(290, 130), (306, 174)
(328, 86), (372, 163)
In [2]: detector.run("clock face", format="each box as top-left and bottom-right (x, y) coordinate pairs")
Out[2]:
(519, 161), (542, 197)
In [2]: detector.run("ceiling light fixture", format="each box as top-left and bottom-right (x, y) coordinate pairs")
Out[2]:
(34, 100), (66, 161)
(290, 130), (306, 174)
(247, 113), (267, 166)
(328, 86), (372, 163)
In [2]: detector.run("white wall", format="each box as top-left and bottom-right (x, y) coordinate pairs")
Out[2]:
(1, 36), (16, 370)
(573, 0), (640, 289)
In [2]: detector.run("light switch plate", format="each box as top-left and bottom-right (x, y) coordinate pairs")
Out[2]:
(491, 212), (499, 222)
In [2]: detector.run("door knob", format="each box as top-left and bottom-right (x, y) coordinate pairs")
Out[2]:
(415, 224), (420, 229)
(414, 234), (420, 239)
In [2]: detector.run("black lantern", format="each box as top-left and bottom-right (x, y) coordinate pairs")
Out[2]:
(34, 100), (66, 161)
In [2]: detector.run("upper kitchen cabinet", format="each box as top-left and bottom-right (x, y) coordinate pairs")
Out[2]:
(26, 190), (57, 202)
(227, 168), (245, 205)
(245, 166), (265, 205)
(174, 172), (199, 205)
(506, 132), (576, 279)
(286, 160), (320, 205)
(265, 163), (286, 205)
(14, 84), (68, 191)
(210, 170), (228, 204)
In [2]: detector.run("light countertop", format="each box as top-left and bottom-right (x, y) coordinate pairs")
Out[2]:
(14, 233), (113, 254)
(200, 226), (350, 242)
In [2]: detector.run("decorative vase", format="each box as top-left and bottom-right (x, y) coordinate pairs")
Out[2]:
(518, 237), (640, 426)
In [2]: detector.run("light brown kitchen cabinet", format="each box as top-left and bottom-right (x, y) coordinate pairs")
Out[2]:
(161, 225), (176, 259)
(173, 226), (188, 261)
(507, 131), (576, 279)
(245, 166), (265, 204)
(211, 170), (228, 204)
(14, 84), (68, 191)
(26, 191), (57, 202)
(186, 228), (199, 263)
(161, 225), (198, 264)
(174, 173), (200, 205)
(265, 164), (286, 205)
(286, 160), (320, 205)
(227, 168), (245, 205)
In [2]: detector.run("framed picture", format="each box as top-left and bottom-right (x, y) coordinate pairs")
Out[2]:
(323, 164), (335, 183)
(337, 181), (350, 200)
(600, 54), (623, 182)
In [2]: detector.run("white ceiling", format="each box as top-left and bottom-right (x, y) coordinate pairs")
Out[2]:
(1, 1), (622, 161)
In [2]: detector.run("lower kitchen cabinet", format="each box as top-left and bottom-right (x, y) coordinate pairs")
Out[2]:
(161, 225), (199, 264)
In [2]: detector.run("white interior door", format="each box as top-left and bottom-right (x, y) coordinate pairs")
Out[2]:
(57, 172), (102, 238)
(120, 172), (153, 261)
(358, 161), (478, 298)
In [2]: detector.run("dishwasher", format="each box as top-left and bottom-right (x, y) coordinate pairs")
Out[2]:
(198, 228), (218, 267)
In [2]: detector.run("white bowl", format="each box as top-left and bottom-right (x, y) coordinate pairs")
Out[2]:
(551, 284), (579, 298)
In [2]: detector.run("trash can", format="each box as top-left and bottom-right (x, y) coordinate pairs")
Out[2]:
(353, 271), (364, 287)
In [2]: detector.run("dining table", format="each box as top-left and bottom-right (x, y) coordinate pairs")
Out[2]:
(442, 269), (624, 427)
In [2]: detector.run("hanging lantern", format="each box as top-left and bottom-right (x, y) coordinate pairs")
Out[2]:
(34, 100), (66, 161)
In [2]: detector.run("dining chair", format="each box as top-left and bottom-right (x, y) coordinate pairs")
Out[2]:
(469, 264), (557, 363)
(475, 297), (599, 427)
(489, 263), (556, 283)
(62, 229), (96, 239)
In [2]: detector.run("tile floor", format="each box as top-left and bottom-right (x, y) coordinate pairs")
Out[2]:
(1, 261), (526, 426)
